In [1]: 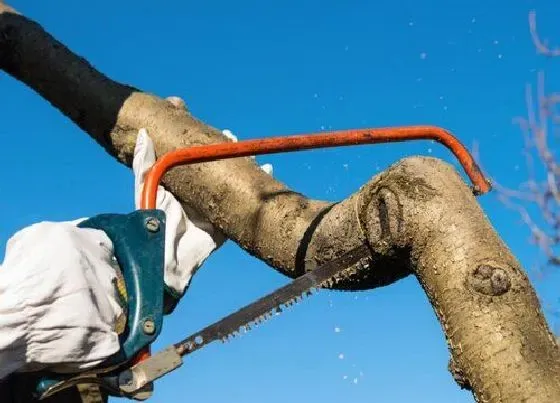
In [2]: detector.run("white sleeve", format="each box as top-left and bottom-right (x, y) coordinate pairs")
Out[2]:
(0, 221), (124, 379)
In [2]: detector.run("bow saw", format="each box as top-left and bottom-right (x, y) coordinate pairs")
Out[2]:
(35, 125), (491, 400)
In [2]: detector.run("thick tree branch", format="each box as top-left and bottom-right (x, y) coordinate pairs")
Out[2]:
(2, 5), (560, 402)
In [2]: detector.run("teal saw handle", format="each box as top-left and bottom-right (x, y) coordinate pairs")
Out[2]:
(35, 209), (167, 398)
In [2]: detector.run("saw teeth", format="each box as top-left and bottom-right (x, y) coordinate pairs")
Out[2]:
(179, 249), (371, 351)
(218, 267), (365, 344)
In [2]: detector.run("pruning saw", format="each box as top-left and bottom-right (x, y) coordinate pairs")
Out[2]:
(35, 125), (490, 400)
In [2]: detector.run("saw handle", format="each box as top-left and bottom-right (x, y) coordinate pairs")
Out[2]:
(35, 210), (166, 401)
(141, 125), (491, 209)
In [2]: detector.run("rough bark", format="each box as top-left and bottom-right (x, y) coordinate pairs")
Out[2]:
(1, 4), (560, 402)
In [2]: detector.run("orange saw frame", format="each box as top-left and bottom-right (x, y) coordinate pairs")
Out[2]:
(131, 124), (490, 383)
(141, 125), (491, 210)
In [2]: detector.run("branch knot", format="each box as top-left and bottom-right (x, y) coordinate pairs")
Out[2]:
(469, 264), (511, 296)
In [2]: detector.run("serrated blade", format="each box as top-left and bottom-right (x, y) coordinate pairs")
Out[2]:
(174, 243), (371, 355)
(111, 243), (372, 397)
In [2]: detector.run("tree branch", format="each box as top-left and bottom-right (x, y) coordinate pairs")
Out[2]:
(500, 67), (559, 269)
(2, 5), (560, 402)
(529, 11), (560, 57)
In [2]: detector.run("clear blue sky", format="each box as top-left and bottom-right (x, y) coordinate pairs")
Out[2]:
(1, 0), (559, 402)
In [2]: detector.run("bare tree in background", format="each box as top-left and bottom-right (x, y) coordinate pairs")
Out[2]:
(498, 11), (559, 273)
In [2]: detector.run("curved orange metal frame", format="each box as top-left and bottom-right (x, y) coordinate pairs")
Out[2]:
(141, 125), (491, 210)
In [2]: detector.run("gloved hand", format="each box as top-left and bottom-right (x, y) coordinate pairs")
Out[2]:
(0, 220), (125, 378)
(133, 127), (273, 298)
(0, 125), (273, 380)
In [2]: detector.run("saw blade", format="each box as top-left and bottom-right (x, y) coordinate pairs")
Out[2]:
(38, 244), (373, 400)
(174, 243), (372, 356)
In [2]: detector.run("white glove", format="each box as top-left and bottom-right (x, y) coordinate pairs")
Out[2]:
(0, 126), (273, 380)
(133, 128), (223, 297)
(0, 220), (124, 378)
(133, 128), (274, 297)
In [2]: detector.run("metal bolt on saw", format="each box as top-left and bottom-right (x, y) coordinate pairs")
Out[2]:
(35, 125), (491, 400)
